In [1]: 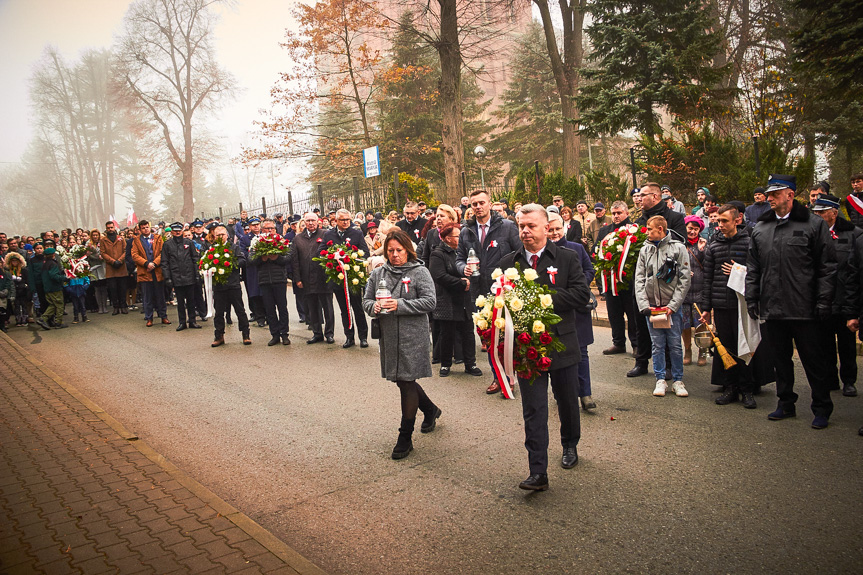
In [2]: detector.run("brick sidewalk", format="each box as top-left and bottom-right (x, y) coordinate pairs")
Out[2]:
(0, 333), (326, 575)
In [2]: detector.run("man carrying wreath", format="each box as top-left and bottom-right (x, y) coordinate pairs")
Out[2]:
(497, 204), (591, 492)
(323, 209), (369, 348)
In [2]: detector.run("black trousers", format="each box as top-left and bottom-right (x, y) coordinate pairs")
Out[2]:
(293, 286), (307, 321)
(438, 319), (475, 368)
(518, 363), (581, 475)
(261, 282), (290, 337)
(249, 295), (265, 323)
(106, 277), (127, 310)
(607, 288), (637, 349)
(711, 307), (752, 393)
(194, 281), (206, 319)
(173, 284), (197, 325)
(761, 319), (833, 418)
(333, 288), (368, 340)
(825, 315), (857, 389)
(633, 293), (652, 366)
(305, 292), (334, 338)
(214, 288), (249, 337)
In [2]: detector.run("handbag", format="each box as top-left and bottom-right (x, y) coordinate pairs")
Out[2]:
(370, 317), (381, 339)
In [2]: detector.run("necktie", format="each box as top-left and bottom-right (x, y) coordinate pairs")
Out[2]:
(480, 224), (487, 244)
(530, 254), (538, 269)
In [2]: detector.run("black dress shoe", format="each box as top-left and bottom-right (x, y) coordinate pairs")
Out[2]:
(112, 309), (120, 316)
(561, 447), (578, 469)
(518, 474), (549, 491)
(307, 335), (324, 344)
(465, 365), (483, 376)
(439, 366), (450, 377)
(343, 338), (355, 349)
(325, 336), (335, 344)
(268, 336), (280, 346)
(176, 323), (187, 332)
(843, 384), (858, 397)
(360, 339), (368, 348)
(626, 364), (648, 378)
(603, 345), (626, 355)
(282, 335), (291, 345)
(188, 323), (202, 329)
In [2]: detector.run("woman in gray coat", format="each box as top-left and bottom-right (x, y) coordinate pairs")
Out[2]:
(363, 229), (441, 460)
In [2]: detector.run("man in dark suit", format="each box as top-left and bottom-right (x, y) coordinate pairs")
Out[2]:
(323, 209), (369, 348)
(288, 212), (335, 344)
(395, 201), (427, 243)
(497, 204), (591, 492)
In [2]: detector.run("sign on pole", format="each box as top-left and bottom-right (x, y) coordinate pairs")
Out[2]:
(362, 146), (381, 178)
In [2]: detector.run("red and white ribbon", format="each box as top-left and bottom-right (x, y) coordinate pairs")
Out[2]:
(334, 254), (353, 330)
(617, 234), (634, 278)
(488, 276), (516, 400)
(202, 268), (215, 319)
(847, 194), (863, 217)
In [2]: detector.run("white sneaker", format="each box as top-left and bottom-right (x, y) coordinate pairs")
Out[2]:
(653, 379), (667, 397)
(671, 381), (688, 397)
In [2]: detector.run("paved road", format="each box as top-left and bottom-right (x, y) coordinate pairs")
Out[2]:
(7, 299), (863, 574)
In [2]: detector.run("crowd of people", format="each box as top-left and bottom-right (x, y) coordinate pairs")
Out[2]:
(3, 171), (863, 491)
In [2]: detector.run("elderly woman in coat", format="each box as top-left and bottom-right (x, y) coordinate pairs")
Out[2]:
(363, 229), (441, 460)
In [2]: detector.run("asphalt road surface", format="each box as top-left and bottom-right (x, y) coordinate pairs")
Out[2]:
(9, 298), (863, 574)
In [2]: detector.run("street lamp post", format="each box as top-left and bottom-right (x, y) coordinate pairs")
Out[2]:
(473, 145), (487, 189)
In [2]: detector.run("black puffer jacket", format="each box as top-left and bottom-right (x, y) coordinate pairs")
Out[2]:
(700, 227), (750, 311)
(213, 244), (246, 292)
(429, 243), (470, 321)
(161, 236), (199, 287)
(746, 200), (837, 320)
(830, 217), (861, 316)
(252, 254), (288, 285)
(636, 201), (686, 243)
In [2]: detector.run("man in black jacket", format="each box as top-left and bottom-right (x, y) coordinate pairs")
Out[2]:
(254, 219), (291, 346)
(812, 194), (860, 397)
(323, 209), (368, 348)
(746, 175), (837, 429)
(596, 201), (637, 355)
(289, 212), (335, 344)
(497, 204), (591, 492)
(628, 183), (686, 377)
(843, 173), (863, 228)
(456, 189), (521, 394)
(209, 226), (250, 347)
(162, 222), (200, 331)
(395, 201), (427, 243)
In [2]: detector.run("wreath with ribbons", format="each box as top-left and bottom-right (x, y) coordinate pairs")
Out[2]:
(593, 224), (648, 295)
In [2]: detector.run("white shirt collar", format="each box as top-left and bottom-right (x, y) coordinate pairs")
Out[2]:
(526, 246), (545, 262)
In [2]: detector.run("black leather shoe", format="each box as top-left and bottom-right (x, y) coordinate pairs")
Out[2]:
(843, 384), (858, 397)
(325, 336), (335, 344)
(465, 365), (483, 376)
(343, 338), (355, 349)
(603, 345), (625, 355)
(282, 335), (291, 345)
(439, 366), (450, 377)
(715, 389), (738, 405)
(175, 323), (187, 332)
(188, 323), (201, 329)
(518, 474), (549, 491)
(360, 339), (369, 348)
(741, 393), (757, 409)
(307, 335), (324, 344)
(561, 447), (578, 469)
(112, 309), (120, 316)
(626, 364), (648, 378)
(268, 336), (280, 346)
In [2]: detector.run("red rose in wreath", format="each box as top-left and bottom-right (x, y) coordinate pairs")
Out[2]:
(537, 357), (552, 370)
(539, 332), (553, 345)
(526, 347), (539, 360)
(517, 332), (531, 344)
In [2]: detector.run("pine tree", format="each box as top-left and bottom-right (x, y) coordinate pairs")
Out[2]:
(578, 0), (727, 141)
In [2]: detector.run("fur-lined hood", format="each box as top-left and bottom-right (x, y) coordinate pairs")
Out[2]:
(4, 251), (26, 269)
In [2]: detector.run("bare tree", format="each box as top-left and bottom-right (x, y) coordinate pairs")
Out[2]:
(115, 0), (236, 222)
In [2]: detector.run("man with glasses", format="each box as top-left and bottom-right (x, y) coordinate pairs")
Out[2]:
(396, 201), (427, 242)
(253, 219), (291, 346)
(324, 209), (369, 348)
(596, 202), (638, 356)
(289, 212), (335, 344)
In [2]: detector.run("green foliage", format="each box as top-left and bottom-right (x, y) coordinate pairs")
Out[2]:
(512, 164), (584, 207)
(579, 0), (729, 140)
(491, 22), (562, 176)
(393, 173), (434, 207)
(583, 170), (629, 207)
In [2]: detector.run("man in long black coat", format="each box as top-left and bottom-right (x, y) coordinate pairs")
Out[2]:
(288, 213), (335, 344)
(162, 222), (200, 331)
(323, 209), (369, 348)
(497, 204), (591, 492)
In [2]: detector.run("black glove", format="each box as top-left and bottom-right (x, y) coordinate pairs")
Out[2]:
(112, 260), (123, 268)
(747, 303), (759, 320)
(815, 307), (831, 321)
(164, 278), (173, 288)
(640, 308), (651, 316)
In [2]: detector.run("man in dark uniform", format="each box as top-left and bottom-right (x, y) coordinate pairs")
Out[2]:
(395, 201), (427, 243)
(238, 217), (266, 327)
(627, 183), (687, 377)
(812, 194), (860, 397)
(497, 204), (591, 492)
(596, 201), (638, 355)
(323, 209), (369, 348)
(288, 212), (335, 344)
(747, 175), (837, 429)
(162, 221), (201, 331)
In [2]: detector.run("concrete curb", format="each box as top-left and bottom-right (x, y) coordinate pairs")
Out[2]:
(1, 330), (328, 575)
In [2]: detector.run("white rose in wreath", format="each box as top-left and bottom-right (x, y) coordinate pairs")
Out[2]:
(523, 268), (538, 281)
(504, 267), (519, 281)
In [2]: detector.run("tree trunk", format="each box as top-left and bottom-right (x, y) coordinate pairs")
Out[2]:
(182, 120), (194, 222)
(438, 0), (465, 206)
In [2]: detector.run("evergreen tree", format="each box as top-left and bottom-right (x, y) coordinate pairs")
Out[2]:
(492, 22), (563, 176)
(578, 0), (727, 141)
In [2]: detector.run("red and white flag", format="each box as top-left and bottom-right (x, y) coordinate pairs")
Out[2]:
(126, 208), (138, 228)
(108, 214), (120, 230)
